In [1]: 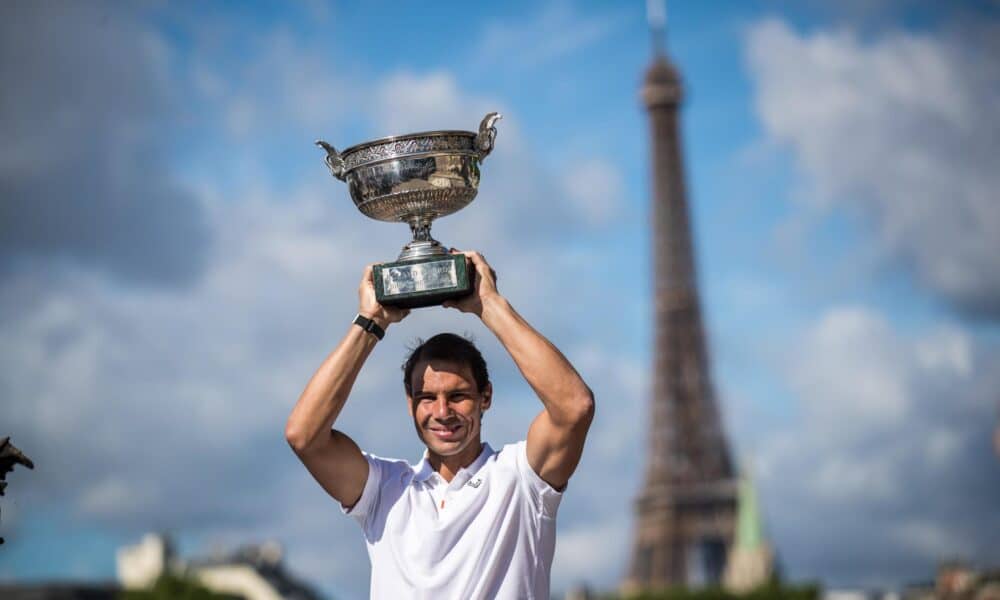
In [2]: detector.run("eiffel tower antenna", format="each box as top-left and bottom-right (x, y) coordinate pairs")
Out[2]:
(647, 0), (667, 55)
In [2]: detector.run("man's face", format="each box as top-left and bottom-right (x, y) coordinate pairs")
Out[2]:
(407, 359), (491, 459)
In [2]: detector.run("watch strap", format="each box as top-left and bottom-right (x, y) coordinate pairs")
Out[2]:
(353, 314), (385, 340)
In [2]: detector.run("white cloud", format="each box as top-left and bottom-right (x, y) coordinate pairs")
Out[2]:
(561, 159), (626, 227)
(371, 71), (503, 137)
(0, 60), (643, 598)
(474, 0), (630, 69)
(0, 1), (210, 285)
(552, 516), (632, 590)
(188, 27), (363, 139)
(892, 520), (967, 561)
(788, 307), (912, 429)
(743, 23), (1000, 582)
(757, 304), (1000, 585)
(746, 19), (1000, 316)
(79, 477), (154, 518)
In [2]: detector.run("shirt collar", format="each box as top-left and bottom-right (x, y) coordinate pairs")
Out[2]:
(412, 442), (494, 484)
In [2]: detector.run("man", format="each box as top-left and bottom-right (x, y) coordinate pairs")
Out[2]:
(285, 251), (594, 599)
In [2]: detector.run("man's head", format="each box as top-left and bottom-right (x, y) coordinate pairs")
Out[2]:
(403, 334), (492, 459)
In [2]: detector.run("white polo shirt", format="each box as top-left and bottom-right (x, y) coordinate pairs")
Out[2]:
(343, 441), (563, 599)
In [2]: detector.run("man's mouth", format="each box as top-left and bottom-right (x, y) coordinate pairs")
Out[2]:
(427, 423), (464, 441)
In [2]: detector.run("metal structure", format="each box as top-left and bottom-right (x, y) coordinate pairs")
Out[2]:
(0, 436), (34, 545)
(623, 36), (739, 591)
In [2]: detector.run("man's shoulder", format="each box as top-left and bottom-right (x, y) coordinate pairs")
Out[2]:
(494, 440), (526, 457)
(487, 440), (527, 473)
(362, 452), (418, 485)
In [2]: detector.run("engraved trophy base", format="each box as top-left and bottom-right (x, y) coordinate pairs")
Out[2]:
(373, 254), (472, 309)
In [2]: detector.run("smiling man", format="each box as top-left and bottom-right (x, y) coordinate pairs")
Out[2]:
(285, 251), (595, 599)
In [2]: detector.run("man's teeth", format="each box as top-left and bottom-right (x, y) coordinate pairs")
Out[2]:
(430, 424), (461, 435)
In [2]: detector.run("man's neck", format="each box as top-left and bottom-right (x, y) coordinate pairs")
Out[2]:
(427, 441), (484, 483)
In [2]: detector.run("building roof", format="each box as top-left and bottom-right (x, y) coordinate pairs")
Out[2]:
(185, 543), (323, 600)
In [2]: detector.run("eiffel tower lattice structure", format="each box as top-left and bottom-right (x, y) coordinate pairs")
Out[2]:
(622, 29), (739, 592)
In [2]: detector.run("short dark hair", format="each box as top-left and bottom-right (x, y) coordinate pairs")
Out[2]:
(402, 333), (490, 396)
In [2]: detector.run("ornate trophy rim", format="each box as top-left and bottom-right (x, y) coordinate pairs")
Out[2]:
(315, 113), (502, 262)
(337, 131), (479, 174)
(317, 113), (501, 181)
(339, 129), (476, 158)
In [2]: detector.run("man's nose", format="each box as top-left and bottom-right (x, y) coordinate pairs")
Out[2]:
(433, 396), (451, 419)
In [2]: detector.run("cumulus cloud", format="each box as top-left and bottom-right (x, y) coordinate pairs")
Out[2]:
(371, 71), (499, 136)
(473, 0), (630, 70)
(1, 43), (637, 599)
(745, 19), (1000, 317)
(0, 176), (638, 597)
(0, 1), (210, 287)
(561, 159), (626, 227)
(0, 2), (634, 596)
(756, 307), (1000, 586)
(188, 27), (362, 140)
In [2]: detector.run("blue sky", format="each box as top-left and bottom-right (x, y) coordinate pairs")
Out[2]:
(2, 1), (999, 599)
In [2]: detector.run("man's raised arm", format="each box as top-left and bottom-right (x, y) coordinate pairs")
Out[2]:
(284, 265), (408, 507)
(444, 252), (595, 490)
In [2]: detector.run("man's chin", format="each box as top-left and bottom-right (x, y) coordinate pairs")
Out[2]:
(425, 437), (467, 456)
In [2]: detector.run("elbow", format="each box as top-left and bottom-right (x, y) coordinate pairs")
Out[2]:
(569, 386), (595, 429)
(284, 421), (314, 455)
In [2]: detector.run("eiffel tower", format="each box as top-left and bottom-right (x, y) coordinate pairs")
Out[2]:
(623, 6), (738, 591)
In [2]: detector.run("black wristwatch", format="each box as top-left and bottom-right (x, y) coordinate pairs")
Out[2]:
(353, 313), (386, 341)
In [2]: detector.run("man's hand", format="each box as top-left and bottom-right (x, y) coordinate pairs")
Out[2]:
(442, 250), (501, 318)
(443, 251), (594, 490)
(358, 264), (409, 328)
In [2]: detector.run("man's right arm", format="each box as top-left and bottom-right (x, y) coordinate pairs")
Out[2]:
(284, 265), (408, 507)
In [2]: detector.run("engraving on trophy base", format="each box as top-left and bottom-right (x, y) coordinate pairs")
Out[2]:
(373, 254), (472, 309)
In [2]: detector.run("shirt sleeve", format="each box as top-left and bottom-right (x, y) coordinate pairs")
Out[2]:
(341, 452), (383, 530)
(512, 440), (563, 519)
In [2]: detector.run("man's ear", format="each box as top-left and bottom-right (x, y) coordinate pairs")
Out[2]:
(481, 383), (493, 412)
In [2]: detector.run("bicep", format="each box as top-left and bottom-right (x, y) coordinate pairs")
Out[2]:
(525, 409), (591, 491)
(293, 429), (369, 507)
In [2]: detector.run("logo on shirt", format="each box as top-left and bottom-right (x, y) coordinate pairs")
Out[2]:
(466, 478), (482, 489)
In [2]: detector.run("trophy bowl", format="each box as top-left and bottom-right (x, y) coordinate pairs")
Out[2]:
(316, 112), (501, 308)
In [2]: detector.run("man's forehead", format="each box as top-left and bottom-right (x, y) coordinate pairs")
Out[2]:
(410, 359), (476, 391)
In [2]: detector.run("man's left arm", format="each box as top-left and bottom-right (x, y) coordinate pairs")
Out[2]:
(446, 252), (595, 490)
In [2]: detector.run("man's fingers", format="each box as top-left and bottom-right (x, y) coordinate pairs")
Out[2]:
(449, 249), (497, 285)
(458, 250), (495, 277)
(452, 249), (486, 264)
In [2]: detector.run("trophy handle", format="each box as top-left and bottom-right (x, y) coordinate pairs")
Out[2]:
(315, 140), (347, 181)
(474, 112), (502, 161)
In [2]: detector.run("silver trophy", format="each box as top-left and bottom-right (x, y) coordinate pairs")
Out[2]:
(316, 112), (501, 308)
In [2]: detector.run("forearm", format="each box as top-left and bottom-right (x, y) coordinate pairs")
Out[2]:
(285, 324), (378, 452)
(481, 296), (593, 424)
